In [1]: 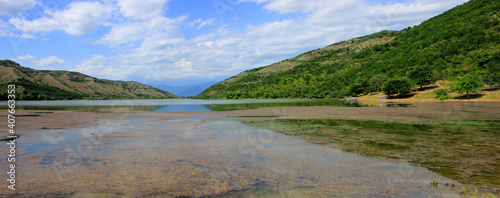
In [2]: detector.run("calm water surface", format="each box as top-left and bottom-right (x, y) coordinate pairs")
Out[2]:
(0, 99), (461, 197)
(2, 99), (389, 112)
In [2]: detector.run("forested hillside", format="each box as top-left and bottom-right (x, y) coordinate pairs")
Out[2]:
(0, 60), (179, 100)
(197, 0), (499, 99)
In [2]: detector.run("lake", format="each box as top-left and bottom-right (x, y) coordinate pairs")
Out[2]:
(1, 99), (496, 197)
(3, 99), (369, 112)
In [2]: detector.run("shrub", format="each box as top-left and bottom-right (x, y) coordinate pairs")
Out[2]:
(382, 77), (413, 97)
(434, 89), (452, 101)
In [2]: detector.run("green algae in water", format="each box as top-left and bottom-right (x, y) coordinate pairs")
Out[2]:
(240, 118), (500, 192)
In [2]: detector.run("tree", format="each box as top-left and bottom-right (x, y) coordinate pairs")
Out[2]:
(369, 74), (389, 92)
(382, 77), (413, 97)
(349, 77), (370, 96)
(483, 71), (500, 91)
(407, 65), (433, 89)
(451, 74), (484, 99)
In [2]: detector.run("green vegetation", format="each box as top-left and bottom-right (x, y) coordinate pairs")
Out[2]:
(240, 118), (500, 192)
(369, 74), (388, 92)
(484, 72), (500, 91)
(406, 65), (434, 89)
(0, 79), (89, 100)
(451, 74), (484, 99)
(457, 185), (500, 198)
(197, 0), (500, 99)
(429, 177), (441, 187)
(382, 77), (413, 97)
(434, 89), (452, 101)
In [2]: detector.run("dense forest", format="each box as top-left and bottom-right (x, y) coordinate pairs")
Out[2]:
(0, 60), (179, 100)
(197, 0), (500, 99)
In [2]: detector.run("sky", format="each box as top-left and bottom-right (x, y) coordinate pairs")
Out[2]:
(0, 0), (469, 88)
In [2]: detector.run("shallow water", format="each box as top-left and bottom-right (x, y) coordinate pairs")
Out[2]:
(0, 99), (387, 112)
(0, 107), (463, 197)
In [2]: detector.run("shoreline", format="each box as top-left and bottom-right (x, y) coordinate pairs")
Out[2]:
(207, 101), (500, 122)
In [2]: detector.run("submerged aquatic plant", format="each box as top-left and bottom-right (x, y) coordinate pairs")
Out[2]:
(458, 185), (469, 196)
(456, 186), (500, 198)
(429, 177), (441, 186)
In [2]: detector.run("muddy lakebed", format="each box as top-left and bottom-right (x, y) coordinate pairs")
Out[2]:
(0, 99), (499, 197)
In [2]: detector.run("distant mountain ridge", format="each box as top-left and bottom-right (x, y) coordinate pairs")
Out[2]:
(157, 81), (218, 97)
(197, 0), (499, 99)
(0, 60), (179, 100)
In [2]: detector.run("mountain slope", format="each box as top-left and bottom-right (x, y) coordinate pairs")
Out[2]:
(157, 81), (218, 97)
(197, 0), (499, 99)
(0, 60), (179, 100)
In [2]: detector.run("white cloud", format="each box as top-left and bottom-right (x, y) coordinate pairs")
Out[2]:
(9, 1), (113, 35)
(241, 0), (335, 14)
(0, 20), (8, 36)
(9, 17), (59, 33)
(187, 17), (216, 30)
(38, 56), (65, 66)
(16, 54), (37, 61)
(97, 22), (146, 46)
(14, 55), (65, 67)
(76, 55), (107, 73)
(0, 0), (37, 15)
(186, 18), (202, 29)
(98, 0), (186, 47)
(197, 17), (216, 30)
(117, 0), (169, 20)
(82, 0), (469, 84)
(197, 41), (214, 48)
(20, 33), (37, 39)
(76, 54), (140, 80)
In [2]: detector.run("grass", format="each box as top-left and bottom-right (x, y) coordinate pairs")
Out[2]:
(239, 118), (500, 194)
(412, 91), (437, 99)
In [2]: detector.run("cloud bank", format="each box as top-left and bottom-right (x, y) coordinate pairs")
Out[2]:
(4, 0), (469, 84)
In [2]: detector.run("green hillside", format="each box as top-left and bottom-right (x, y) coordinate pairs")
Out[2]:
(0, 60), (179, 100)
(197, 0), (500, 99)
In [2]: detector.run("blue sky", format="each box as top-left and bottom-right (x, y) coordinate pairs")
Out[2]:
(0, 0), (468, 87)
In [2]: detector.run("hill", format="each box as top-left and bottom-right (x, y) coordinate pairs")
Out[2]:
(0, 60), (179, 100)
(197, 0), (499, 99)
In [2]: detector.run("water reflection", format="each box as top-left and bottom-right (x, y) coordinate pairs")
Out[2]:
(1, 99), (371, 112)
(2, 111), (460, 197)
(153, 105), (212, 112)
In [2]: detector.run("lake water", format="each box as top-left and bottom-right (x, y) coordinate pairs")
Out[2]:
(0, 99), (461, 197)
(3, 99), (370, 112)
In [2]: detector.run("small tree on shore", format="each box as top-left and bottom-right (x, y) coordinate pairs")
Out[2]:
(382, 77), (413, 97)
(350, 77), (370, 96)
(407, 65), (433, 90)
(451, 74), (483, 99)
(484, 72), (500, 91)
(369, 74), (389, 92)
